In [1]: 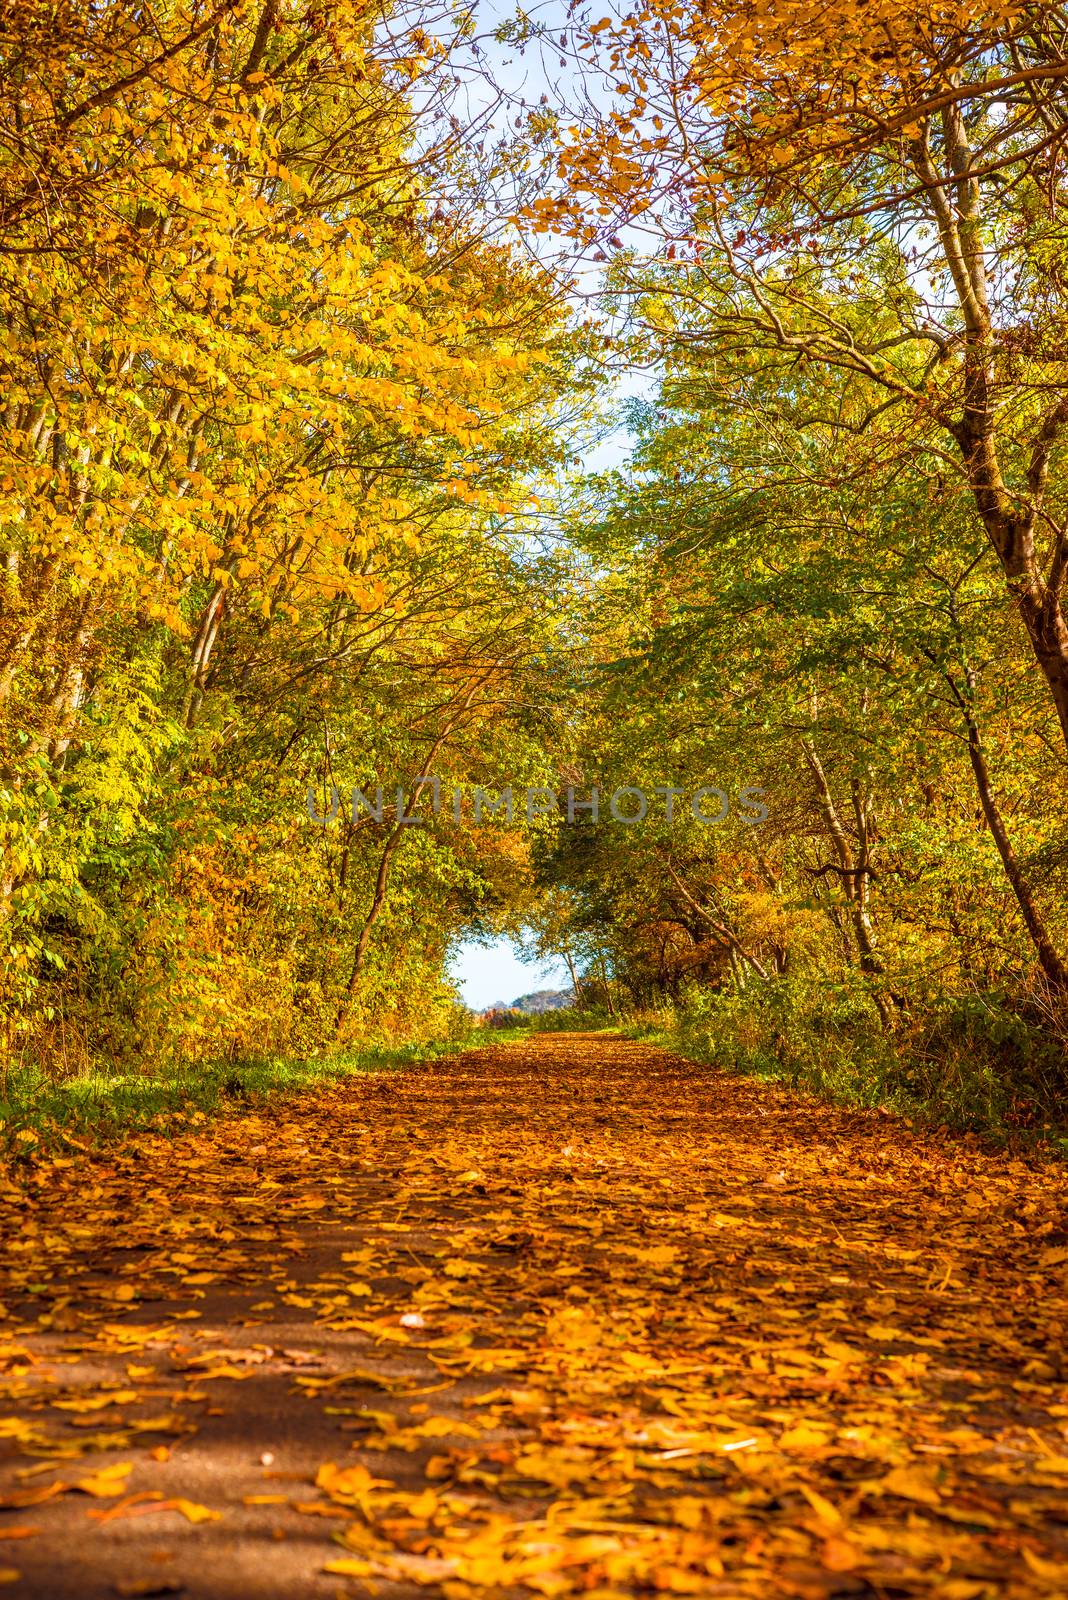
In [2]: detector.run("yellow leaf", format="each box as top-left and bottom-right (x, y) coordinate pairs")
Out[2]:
(172, 1499), (221, 1524)
(876, 1466), (941, 1506)
(780, 1422), (833, 1452)
(404, 1488), (438, 1519)
(800, 1484), (843, 1529)
(75, 1462), (134, 1498)
(821, 1340), (865, 1364)
(630, 1245), (679, 1266)
(54, 1390), (139, 1412)
(316, 1461), (389, 1502)
(821, 1536), (859, 1572)
(1022, 1548), (1068, 1582)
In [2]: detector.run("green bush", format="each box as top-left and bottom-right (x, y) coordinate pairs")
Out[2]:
(527, 1005), (617, 1032)
(653, 977), (1068, 1141)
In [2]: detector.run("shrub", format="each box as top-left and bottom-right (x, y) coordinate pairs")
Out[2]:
(659, 977), (1068, 1138)
(528, 1005), (617, 1032)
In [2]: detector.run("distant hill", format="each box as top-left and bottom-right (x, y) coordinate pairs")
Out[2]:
(487, 988), (574, 1015)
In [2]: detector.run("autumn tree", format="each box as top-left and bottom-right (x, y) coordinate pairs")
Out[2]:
(0, 0), (593, 1060)
(533, 3), (1068, 766)
(528, 297), (1068, 1045)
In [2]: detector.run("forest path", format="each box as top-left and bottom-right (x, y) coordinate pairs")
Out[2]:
(0, 1034), (1066, 1598)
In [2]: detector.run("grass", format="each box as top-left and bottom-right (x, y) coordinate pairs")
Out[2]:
(620, 984), (1068, 1157)
(0, 1028), (512, 1155)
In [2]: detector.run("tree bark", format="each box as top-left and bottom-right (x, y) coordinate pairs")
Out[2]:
(930, 653), (1068, 992)
(912, 109), (1068, 754)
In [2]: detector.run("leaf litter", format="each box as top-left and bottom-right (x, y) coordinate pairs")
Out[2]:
(0, 1035), (1066, 1597)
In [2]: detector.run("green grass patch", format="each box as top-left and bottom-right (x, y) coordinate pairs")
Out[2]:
(0, 1028), (510, 1156)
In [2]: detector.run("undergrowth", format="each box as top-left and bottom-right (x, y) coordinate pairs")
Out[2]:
(527, 1006), (618, 1032)
(0, 1027), (511, 1155)
(625, 978), (1068, 1153)
(7, 982), (1063, 1160)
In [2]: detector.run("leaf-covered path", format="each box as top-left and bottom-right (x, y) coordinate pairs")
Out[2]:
(1, 1035), (1066, 1599)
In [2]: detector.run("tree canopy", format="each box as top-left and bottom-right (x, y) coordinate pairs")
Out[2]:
(2, 0), (1068, 1126)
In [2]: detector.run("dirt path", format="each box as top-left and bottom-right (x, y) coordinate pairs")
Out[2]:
(0, 1033), (1066, 1598)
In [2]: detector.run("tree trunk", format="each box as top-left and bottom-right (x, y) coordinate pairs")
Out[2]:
(966, 727), (1066, 988)
(332, 678), (486, 1034)
(563, 948), (585, 1006)
(921, 628), (1068, 990)
(946, 673), (1068, 991)
(333, 821), (408, 1032)
(913, 109), (1068, 755)
(801, 738), (894, 1026)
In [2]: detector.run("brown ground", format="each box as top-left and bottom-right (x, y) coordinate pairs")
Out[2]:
(0, 1033), (1066, 1599)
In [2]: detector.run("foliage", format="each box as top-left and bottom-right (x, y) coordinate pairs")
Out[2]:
(655, 977), (1068, 1140)
(526, 1004), (617, 1032)
(0, 0), (595, 1064)
(514, 235), (1068, 1124)
(5, 0), (1068, 1134)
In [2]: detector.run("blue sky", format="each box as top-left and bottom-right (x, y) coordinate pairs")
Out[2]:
(447, 936), (571, 1011)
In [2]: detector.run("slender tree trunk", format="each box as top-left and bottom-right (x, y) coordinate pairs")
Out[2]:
(921, 630), (1068, 990)
(965, 729), (1067, 987)
(333, 821), (408, 1032)
(332, 677), (486, 1034)
(563, 948), (584, 1005)
(946, 670), (1068, 991)
(801, 738), (893, 1026)
(184, 578), (227, 728)
(599, 956), (617, 1016)
(661, 855), (770, 979)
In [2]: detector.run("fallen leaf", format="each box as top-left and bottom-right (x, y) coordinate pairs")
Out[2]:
(170, 1500), (221, 1524)
(75, 1463), (134, 1498)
